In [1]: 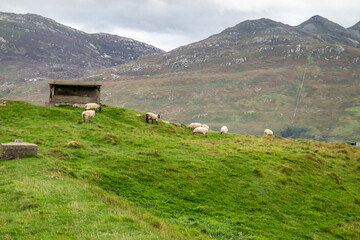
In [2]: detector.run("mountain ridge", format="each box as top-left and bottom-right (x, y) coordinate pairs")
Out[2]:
(0, 11), (164, 83)
(296, 15), (360, 47)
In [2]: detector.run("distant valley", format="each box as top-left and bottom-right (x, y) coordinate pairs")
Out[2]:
(1, 13), (359, 142)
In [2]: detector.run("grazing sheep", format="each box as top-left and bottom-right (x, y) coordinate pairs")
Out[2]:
(221, 126), (228, 134)
(82, 110), (95, 123)
(146, 112), (160, 125)
(0, 100), (7, 107)
(84, 103), (101, 111)
(201, 124), (209, 130)
(264, 129), (273, 136)
(193, 126), (208, 138)
(188, 123), (202, 129)
(72, 103), (85, 108)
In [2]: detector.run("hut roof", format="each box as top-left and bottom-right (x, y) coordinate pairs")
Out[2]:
(48, 80), (102, 87)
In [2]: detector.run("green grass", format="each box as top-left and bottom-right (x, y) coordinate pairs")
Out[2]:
(1, 101), (360, 239)
(0, 158), (170, 240)
(346, 106), (360, 117)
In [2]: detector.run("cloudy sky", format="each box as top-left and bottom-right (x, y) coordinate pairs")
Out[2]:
(1, 0), (359, 51)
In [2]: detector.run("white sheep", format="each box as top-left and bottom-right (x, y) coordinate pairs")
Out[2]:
(188, 123), (202, 129)
(82, 110), (95, 123)
(201, 124), (209, 130)
(193, 126), (208, 138)
(146, 112), (160, 125)
(221, 126), (228, 134)
(84, 103), (101, 111)
(72, 103), (85, 108)
(264, 129), (273, 136)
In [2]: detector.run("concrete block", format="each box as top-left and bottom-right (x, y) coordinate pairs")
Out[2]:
(1, 142), (38, 160)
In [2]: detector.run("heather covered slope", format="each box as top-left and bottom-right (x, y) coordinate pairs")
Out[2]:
(1, 101), (360, 239)
(0, 12), (164, 83)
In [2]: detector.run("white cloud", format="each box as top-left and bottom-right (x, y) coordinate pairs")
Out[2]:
(111, 26), (193, 51)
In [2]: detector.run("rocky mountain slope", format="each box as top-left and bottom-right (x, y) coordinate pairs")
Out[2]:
(348, 21), (360, 38)
(296, 15), (360, 47)
(0, 12), (164, 83)
(83, 16), (359, 76)
(2, 15), (360, 142)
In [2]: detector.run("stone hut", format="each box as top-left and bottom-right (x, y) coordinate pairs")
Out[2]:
(48, 80), (102, 105)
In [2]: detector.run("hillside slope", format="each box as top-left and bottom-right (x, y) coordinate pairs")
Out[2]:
(6, 16), (359, 143)
(1, 15), (360, 142)
(1, 101), (360, 239)
(0, 12), (164, 83)
(80, 16), (360, 142)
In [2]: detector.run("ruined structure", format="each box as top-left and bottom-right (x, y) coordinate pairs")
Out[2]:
(1, 142), (38, 160)
(48, 80), (102, 105)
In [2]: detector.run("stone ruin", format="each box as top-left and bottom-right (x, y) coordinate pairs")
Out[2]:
(1, 140), (38, 160)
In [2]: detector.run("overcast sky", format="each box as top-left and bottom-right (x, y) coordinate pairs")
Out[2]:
(1, 0), (359, 51)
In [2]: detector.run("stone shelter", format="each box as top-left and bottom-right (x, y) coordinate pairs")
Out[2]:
(48, 80), (102, 105)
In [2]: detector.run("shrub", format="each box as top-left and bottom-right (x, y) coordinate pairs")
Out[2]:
(280, 125), (308, 139)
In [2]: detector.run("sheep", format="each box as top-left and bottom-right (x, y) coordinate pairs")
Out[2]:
(82, 110), (95, 123)
(72, 103), (85, 108)
(193, 126), (208, 138)
(201, 124), (209, 130)
(264, 129), (273, 136)
(146, 112), (160, 125)
(221, 126), (228, 134)
(188, 123), (202, 129)
(84, 103), (101, 111)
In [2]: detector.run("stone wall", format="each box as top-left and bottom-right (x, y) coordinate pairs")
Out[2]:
(1, 142), (38, 160)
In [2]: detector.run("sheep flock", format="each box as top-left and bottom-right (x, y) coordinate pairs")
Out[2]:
(76, 103), (274, 138)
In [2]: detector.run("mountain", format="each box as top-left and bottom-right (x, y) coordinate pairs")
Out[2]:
(153, 18), (318, 71)
(83, 16), (359, 76)
(348, 21), (360, 39)
(297, 15), (360, 47)
(0, 12), (164, 83)
(2, 15), (360, 142)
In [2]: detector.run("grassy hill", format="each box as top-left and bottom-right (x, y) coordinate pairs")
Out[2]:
(1, 101), (360, 239)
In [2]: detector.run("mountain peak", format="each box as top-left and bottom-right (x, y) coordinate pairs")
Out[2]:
(217, 18), (293, 37)
(307, 15), (329, 23)
(297, 15), (359, 46)
(298, 15), (345, 32)
(231, 18), (284, 31)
